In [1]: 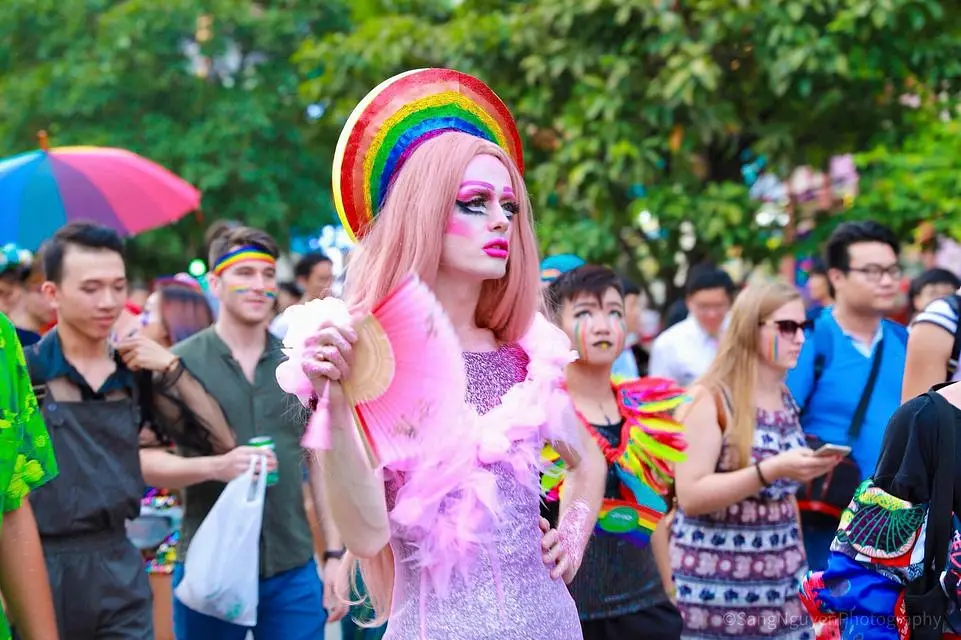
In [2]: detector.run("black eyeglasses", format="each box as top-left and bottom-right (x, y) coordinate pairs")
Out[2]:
(847, 264), (903, 283)
(758, 319), (814, 338)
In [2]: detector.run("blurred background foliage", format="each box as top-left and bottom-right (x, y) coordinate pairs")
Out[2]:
(1, 0), (959, 305)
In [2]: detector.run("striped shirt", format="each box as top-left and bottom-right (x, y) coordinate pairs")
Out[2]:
(912, 297), (961, 382)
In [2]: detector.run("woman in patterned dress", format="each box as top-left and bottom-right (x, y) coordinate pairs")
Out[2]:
(670, 281), (842, 639)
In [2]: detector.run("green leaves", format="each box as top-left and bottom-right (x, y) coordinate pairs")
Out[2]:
(291, 0), (961, 307)
(0, 0), (351, 277)
(4, 0), (958, 290)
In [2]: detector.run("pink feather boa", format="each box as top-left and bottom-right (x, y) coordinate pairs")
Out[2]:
(388, 313), (581, 597)
(275, 306), (582, 598)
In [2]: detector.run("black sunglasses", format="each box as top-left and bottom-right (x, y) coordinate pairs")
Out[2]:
(759, 319), (814, 338)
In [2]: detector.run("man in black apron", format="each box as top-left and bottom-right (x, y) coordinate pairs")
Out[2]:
(21, 223), (157, 639)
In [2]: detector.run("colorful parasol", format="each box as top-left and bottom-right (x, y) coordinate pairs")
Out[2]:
(0, 132), (201, 251)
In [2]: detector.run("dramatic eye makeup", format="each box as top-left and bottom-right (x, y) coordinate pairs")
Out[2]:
(455, 181), (519, 218)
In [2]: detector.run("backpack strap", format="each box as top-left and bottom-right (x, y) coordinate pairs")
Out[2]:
(801, 315), (833, 415)
(846, 333), (885, 444)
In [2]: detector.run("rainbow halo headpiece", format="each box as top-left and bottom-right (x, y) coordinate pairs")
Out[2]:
(332, 68), (524, 242)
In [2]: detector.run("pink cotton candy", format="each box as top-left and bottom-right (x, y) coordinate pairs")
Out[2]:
(274, 297), (353, 450)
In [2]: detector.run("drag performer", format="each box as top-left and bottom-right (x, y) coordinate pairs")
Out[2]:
(282, 69), (607, 639)
(544, 265), (686, 640)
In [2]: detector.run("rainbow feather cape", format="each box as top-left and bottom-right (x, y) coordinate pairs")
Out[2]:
(541, 376), (688, 545)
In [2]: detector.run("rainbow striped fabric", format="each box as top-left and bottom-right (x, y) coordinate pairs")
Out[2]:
(541, 377), (689, 547)
(212, 245), (275, 276)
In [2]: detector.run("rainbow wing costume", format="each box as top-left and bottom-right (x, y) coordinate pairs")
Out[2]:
(542, 376), (688, 547)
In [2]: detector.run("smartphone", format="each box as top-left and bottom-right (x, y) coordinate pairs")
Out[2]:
(814, 443), (851, 458)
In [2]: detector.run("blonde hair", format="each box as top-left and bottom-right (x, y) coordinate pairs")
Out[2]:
(339, 132), (541, 623)
(695, 279), (801, 469)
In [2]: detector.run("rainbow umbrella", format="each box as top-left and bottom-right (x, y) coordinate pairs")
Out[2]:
(0, 132), (201, 251)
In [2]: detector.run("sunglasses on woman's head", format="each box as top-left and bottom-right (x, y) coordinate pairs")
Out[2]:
(759, 319), (814, 338)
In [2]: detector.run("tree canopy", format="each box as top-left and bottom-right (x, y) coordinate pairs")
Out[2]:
(0, 0), (958, 296)
(0, 0), (349, 276)
(298, 0), (961, 304)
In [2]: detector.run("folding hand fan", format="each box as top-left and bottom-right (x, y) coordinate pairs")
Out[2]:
(314, 274), (466, 471)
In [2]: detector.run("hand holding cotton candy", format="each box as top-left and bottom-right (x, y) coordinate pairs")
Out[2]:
(275, 297), (357, 450)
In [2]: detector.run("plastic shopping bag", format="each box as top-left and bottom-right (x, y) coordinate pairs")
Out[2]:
(174, 456), (267, 626)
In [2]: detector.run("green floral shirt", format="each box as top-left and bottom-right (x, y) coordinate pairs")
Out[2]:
(0, 313), (57, 639)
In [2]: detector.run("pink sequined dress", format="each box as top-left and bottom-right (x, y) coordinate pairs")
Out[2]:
(382, 342), (583, 640)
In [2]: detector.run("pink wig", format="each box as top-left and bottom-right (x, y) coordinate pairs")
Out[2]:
(345, 132), (540, 343)
(339, 132), (541, 623)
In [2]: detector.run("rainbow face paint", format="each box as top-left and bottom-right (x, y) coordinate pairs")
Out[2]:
(213, 245), (276, 276)
(769, 333), (779, 362)
(572, 318), (591, 359)
(227, 285), (277, 299)
(612, 316), (628, 353)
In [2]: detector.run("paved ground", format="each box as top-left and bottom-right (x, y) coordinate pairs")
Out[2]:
(245, 623), (340, 639)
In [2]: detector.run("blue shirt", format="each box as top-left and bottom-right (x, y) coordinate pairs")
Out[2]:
(786, 311), (907, 478)
(611, 348), (639, 379)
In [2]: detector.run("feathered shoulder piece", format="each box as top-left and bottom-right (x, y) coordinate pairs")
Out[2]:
(541, 375), (688, 546)
(612, 375), (688, 496)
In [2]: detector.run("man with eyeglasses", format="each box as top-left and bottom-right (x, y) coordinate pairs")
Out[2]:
(786, 220), (907, 572)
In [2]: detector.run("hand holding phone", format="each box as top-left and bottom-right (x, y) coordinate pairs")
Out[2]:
(813, 443), (851, 458)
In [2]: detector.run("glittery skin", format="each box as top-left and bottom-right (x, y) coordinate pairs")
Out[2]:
(557, 499), (591, 579)
(384, 343), (583, 639)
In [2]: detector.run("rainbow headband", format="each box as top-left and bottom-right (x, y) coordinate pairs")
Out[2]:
(213, 245), (276, 276)
(332, 68), (524, 242)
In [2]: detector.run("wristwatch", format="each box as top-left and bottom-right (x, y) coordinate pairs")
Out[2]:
(323, 549), (346, 562)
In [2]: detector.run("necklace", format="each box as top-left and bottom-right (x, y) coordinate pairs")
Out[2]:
(595, 401), (618, 426)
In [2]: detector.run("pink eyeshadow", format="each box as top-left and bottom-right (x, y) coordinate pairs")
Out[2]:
(457, 188), (490, 201)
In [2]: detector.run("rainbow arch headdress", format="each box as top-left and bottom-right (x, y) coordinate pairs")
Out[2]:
(331, 68), (525, 242)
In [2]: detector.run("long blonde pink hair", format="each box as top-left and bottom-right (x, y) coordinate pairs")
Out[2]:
(695, 280), (801, 468)
(339, 132), (541, 623)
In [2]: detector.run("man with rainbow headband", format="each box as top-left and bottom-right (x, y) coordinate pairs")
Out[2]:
(138, 225), (347, 639)
(543, 265), (686, 640)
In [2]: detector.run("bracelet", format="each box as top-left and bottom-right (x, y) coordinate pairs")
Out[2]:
(755, 461), (771, 488)
(323, 549), (346, 562)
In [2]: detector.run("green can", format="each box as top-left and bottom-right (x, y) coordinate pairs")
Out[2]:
(248, 436), (278, 486)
